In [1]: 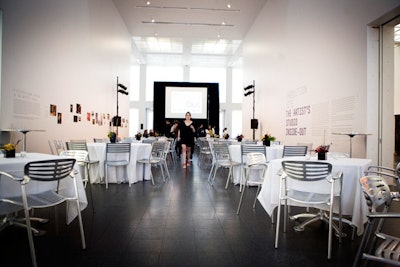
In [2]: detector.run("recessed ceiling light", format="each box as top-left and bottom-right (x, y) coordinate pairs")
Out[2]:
(222, 21), (226, 25)
(227, 4), (231, 9)
(151, 18), (155, 23)
(146, 1), (150, 5)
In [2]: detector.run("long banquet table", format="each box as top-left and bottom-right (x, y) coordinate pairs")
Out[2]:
(86, 142), (152, 186)
(0, 152), (88, 224)
(257, 156), (372, 235)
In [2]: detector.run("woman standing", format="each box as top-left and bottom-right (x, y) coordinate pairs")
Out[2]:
(178, 111), (196, 168)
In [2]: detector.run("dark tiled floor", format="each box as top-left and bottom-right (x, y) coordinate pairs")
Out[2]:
(0, 155), (388, 266)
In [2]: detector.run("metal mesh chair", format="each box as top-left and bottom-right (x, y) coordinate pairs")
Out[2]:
(137, 141), (168, 185)
(0, 158), (86, 267)
(104, 143), (131, 189)
(239, 144), (266, 192)
(274, 160), (343, 259)
(353, 175), (400, 266)
(236, 152), (268, 215)
(197, 138), (213, 169)
(60, 150), (95, 213)
(208, 142), (241, 189)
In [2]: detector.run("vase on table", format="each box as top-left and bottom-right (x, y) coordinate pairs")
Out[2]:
(263, 140), (271, 147)
(317, 152), (327, 160)
(110, 136), (116, 143)
(4, 149), (16, 158)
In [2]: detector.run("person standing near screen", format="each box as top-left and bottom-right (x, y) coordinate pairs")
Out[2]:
(178, 111), (196, 168)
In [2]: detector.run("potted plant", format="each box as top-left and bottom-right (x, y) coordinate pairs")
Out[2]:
(3, 140), (21, 158)
(236, 134), (244, 142)
(315, 145), (329, 160)
(262, 133), (276, 146)
(108, 131), (117, 143)
(135, 132), (142, 141)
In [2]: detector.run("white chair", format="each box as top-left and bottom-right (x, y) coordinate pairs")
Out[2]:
(274, 160), (343, 259)
(0, 158), (86, 267)
(354, 175), (400, 266)
(236, 152), (268, 215)
(60, 149), (95, 213)
(66, 140), (100, 185)
(104, 143), (131, 189)
(208, 142), (241, 189)
(165, 138), (178, 166)
(137, 141), (168, 185)
(197, 138), (213, 169)
(53, 139), (66, 155)
(239, 144), (266, 192)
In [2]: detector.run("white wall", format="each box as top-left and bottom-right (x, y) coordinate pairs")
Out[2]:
(0, 0), (131, 153)
(242, 0), (400, 160)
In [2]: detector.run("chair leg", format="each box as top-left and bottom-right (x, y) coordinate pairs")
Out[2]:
(21, 188), (38, 267)
(236, 172), (249, 215)
(85, 165), (95, 213)
(74, 198), (86, 249)
(149, 165), (155, 185)
(275, 199), (282, 249)
(225, 167), (232, 189)
(211, 166), (219, 186)
(253, 185), (261, 209)
(105, 165), (109, 189)
(208, 163), (215, 184)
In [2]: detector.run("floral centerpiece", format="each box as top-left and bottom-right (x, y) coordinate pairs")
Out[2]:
(236, 134), (244, 142)
(262, 133), (276, 146)
(223, 133), (230, 139)
(135, 132), (142, 141)
(3, 140), (21, 158)
(108, 131), (117, 143)
(315, 145), (329, 160)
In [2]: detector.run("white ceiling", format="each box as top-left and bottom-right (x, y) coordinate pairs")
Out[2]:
(112, 0), (268, 67)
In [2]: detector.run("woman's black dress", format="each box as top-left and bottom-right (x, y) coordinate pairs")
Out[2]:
(180, 121), (195, 147)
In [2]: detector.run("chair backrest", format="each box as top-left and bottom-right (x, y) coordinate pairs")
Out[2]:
(66, 141), (88, 151)
(53, 140), (66, 155)
(106, 143), (131, 162)
(240, 144), (266, 164)
(60, 150), (88, 164)
(246, 152), (268, 178)
(282, 145), (308, 157)
(242, 140), (258, 144)
(359, 175), (393, 212)
(246, 152), (267, 167)
(142, 138), (156, 144)
(168, 138), (177, 151)
(24, 158), (76, 182)
(48, 140), (56, 155)
(281, 161), (332, 182)
(198, 138), (211, 153)
(150, 141), (165, 160)
(211, 143), (230, 162)
(296, 142), (313, 152)
(93, 138), (107, 143)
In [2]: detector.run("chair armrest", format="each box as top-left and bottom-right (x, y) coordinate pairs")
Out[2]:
(332, 171), (343, 180)
(368, 165), (397, 173)
(363, 170), (398, 180)
(0, 171), (23, 182)
(368, 212), (400, 219)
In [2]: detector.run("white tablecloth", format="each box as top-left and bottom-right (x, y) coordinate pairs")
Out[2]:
(228, 144), (284, 184)
(257, 156), (372, 235)
(87, 142), (152, 185)
(0, 152), (88, 224)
